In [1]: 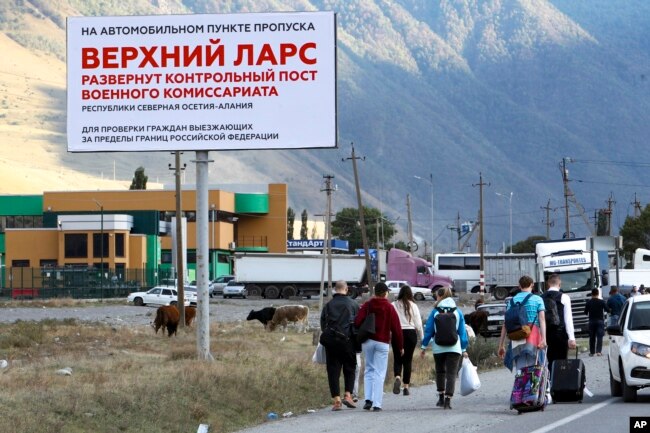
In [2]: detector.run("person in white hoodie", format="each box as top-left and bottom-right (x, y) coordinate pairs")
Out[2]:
(391, 285), (424, 396)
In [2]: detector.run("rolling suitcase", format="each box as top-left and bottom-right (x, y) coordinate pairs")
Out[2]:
(510, 350), (549, 414)
(550, 348), (586, 403)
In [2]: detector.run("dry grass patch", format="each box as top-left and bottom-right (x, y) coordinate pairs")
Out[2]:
(0, 298), (124, 308)
(0, 320), (330, 433)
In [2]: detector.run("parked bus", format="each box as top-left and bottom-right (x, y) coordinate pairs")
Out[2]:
(433, 253), (481, 293)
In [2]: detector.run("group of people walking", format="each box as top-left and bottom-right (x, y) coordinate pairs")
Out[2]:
(319, 280), (468, 412)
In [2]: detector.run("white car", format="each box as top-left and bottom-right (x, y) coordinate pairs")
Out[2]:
(212, 275), (235, 296)
(608, 294), (650, 402)
(127, 286), (189, 307)
(223, 280), (247, 299)
(476, 302), (506, 337)
(386, 280), (433, 301)
(186, 280), (215, 298)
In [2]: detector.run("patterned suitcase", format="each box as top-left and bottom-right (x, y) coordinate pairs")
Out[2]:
(510, 351), (549, 414)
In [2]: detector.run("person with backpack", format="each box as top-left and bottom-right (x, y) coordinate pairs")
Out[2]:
(420, 286), (469, 410)
(498, 276), (547, 369)
(320, 280), (360, 411)
(354, 282), (403, 412)
(541, 274), (576, 369)
(391, 285), (424, 396)
(584, 288), (609, 356)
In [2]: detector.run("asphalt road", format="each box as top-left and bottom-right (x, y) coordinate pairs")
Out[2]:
(235, 349), (648, 433)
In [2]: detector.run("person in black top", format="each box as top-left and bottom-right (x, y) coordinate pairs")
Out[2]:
(320, 280), (360, 411)
(584, 288), (610, 356)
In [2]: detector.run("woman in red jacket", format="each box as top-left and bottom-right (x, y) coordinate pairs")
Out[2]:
(354, 282), (403, 411)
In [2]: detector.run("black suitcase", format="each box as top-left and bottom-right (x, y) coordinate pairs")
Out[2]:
(550, 349), (586, 403)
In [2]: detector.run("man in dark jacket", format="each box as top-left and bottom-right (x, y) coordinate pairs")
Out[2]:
(584, 288), (609, 356)
(606, 286), (626, 326)
(320, 280), (360, 411)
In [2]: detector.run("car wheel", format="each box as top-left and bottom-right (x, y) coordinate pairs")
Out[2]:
(620, 362), (637, 402)
(609, 366), (622, 397)
(170, 301), (177, 306)
(494, 287), (509, 300)
(133, 297), (143, 306)
(414, 292), (425, 301)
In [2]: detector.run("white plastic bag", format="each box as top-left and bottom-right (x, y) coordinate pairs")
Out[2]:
(312, 343), (326, 365)
(459, 357), (481, 396)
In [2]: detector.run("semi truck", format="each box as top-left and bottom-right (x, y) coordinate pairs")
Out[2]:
(386, 248), (453, 292)
(535, 238), (606, 335)
(433, 252), (536, 300)
(232, 253), (367, 299)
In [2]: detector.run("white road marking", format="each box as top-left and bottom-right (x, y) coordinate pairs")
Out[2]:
(528, 398), (617, 433)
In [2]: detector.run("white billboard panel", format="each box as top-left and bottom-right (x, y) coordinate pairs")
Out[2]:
(67, 12), (336, 152)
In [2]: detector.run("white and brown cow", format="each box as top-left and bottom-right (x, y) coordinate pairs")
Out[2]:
(267, 305), (309, 333)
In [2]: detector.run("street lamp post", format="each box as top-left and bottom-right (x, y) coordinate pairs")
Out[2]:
(496, 192), (513, 253)
(414, 174), (434, 259)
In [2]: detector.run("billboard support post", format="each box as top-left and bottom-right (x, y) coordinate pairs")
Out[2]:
(195, 150), (213, 361)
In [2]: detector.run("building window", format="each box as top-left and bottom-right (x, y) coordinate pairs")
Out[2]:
(93, 233), (109, 258)
(217, 254), (230, 264)
(40, 259), (58, 268)
(161, 251), (172, 264)
(12, 259), (30, 267)
(115, 233), (125, 257)
(187, 251), (196, 263)
(65, 233), (88, 258)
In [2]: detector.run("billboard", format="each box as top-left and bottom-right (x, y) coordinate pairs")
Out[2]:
(67, 12), (336, 152)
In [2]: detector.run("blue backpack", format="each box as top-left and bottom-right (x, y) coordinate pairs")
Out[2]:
(505, 293), (533, 340)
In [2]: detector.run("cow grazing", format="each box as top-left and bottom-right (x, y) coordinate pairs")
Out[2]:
(153, 305), (181, 337)
(464, 310), (489, 337)
(246, 307), (277, 328)
(184, 306), (196, 327)
(267, 305), (309, 333)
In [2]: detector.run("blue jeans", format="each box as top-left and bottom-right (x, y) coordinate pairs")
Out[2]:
(362, 339), (389, 408)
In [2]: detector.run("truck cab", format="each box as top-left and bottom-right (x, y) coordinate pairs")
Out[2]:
(536, 238), (603, 335)
(386, 248), (452, 291)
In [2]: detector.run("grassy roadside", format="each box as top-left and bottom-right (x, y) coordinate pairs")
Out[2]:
(0, 313), (502, 433)
(0, 297), (125, 308)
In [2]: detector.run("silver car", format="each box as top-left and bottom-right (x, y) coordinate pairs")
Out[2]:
(223, 280), (247, 299)
(212, 275), (235, 296)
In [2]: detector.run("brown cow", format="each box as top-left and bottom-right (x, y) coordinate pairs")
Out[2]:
(464, 310), (489, 337)
(153, 305), (181, 337)
(267, 305), (309, 333)
(184, 306), (196, 327)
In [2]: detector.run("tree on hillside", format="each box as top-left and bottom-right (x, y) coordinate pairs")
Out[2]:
(332, 207), (396, 251)
(287, 207), (295, 241)
(300, 209), (309, 240)
(509, 235), (547, 253)
(619, 204), (650, 266)
(129, 167), (148, 190)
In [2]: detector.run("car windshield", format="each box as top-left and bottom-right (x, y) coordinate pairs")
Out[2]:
(479, 305), (506, 315)
(628, 301), (650, 331)
(226, 280), (239, 286)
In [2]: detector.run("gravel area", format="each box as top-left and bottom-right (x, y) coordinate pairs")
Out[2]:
(0, 297), (474, 329)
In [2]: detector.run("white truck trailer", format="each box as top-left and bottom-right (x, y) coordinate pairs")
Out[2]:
(484, 254), (538, 300)
(233, 253), (367, 299)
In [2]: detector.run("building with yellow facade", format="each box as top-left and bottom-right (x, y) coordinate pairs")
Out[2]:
(0, 184), (287, 298)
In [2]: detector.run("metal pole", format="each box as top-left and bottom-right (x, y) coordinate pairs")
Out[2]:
(195, 150), (213, 361)
(562, 158), (571, 238)
(174, 151), (185, 328)
(509, 192), (513, 253)
(430, 173), (434, 257)
(100, 205), (104, 298)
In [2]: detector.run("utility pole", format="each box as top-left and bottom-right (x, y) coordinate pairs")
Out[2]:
(473, 173), (489, 294)
(321, 175), (335, 299)
(606, 193), (616, 236)
(406, 194), (414, 250)
(456, 212), (461, 251)
(540, 199), (556, 240)
(632, 193), (642, 218)
(169, 151), (187, 328)
(561, 157), (571, 238)
(376, 218), (381, 279)
(343, 143), (374, 289)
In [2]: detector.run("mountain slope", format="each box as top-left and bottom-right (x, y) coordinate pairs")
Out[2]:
(0, 0), (648, 250)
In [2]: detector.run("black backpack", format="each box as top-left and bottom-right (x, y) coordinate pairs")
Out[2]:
(542, 291), (563, 328)
(434, 306), (458, 346)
